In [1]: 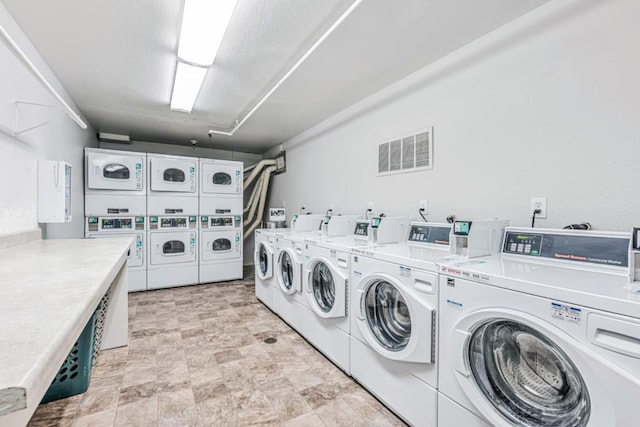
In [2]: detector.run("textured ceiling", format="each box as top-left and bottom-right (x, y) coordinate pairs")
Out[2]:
(3, 0), (549, 153)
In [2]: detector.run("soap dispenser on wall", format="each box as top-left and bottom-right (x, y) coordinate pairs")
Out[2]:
(38, 160), (72, 223)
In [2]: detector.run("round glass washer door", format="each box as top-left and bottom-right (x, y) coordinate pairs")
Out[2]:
(278, 250), (297, 294)
(258, 244), (269, 276)
(310, 261), (335, 313)
(363, 279), (411, 352)
(468, 319), (590, 427)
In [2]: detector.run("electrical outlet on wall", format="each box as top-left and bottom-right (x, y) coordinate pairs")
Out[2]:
(530, 197), (547, 219)
(419, 200), (428, 213)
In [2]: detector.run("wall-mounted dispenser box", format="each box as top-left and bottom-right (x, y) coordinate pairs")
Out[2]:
(38, 160), (72, 223)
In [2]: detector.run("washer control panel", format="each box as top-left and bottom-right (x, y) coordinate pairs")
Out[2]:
(408, 224), (451, 245)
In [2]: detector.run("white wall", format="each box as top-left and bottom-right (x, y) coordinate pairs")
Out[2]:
(0, 2), (97, 239)
(267, 0), (640, 232)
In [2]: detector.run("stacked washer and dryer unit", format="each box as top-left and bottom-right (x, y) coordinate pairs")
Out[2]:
(146, 153), (199, 290)
(85, 148), (148, 292)
(85, 148), (244, 292)
(198, 159), (244, 283)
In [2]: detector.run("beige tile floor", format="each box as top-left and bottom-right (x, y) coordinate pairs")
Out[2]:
(28, 270), (406, 426)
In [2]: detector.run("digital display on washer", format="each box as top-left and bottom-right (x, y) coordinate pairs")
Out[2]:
(408, 225), (451, 245)
(324, 216), (331, 225)
(453, 221), (472, 235)
(211, 217), (233, 227)
(102, 218), (132, 229)
(371, 218), (381, 228)
(354, 221), (369, 236)
(161, 217), (187, 228)
(503, 231), (630, 267)
(502, 232), (543, 255)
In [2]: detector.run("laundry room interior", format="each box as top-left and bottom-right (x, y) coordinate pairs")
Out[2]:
(1, 0), (639, 426)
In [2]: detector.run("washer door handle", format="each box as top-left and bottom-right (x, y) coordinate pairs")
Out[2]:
(452, 329), (472, 376)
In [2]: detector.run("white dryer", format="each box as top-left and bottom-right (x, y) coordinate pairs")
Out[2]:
(199, 158), (243, 215)
(254, 228), (277, 311)
(438, 228), (640, 427)
(85, 215), (147, 292)
(84, 148), (146, 216)
(147, 215), (198, 289)
(147, 153), (198, 215)
(199, 215), (242, 283)
(347, 222), (452, 427)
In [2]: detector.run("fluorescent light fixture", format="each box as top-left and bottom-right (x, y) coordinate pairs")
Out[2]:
(170, 61), (208, 113)
(178, 0), (237, 67)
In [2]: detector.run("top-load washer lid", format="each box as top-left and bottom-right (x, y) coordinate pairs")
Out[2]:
(468, 319), (590, 427)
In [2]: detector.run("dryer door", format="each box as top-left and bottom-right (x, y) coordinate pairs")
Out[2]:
(149, 157), (197, 193)
(201, 230), (241, 261)
(458, 318), (591, 427)
(87, 233), (144, 267)
(355, 273), (434, 363)
(276, 247), (301, 295)
(305, 257), (346, 319)
(86, 152), (144, 191)
(201, 162), (242, 196)
(255, 241), (273, 280)
(149, 231), (196, 265)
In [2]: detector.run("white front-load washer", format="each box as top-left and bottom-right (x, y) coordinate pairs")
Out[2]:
(147, 215), (198, 289)
(147, 153), (198, 215)
(298, 238), (352, 372)
(271, 214), (325, 328)
(284, 216), (413, 375)
(85, 215), (147, 292)
(198, 214), (243, 283)
(438, 227), (640, 427)
(199, 158), (243, 215)
(84, 148), (146, 216)
(254, 228), (277, 311)
(347, 222), (452, 427)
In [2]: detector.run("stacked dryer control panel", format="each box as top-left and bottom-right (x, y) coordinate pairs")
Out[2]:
(84, 148), (244, 292)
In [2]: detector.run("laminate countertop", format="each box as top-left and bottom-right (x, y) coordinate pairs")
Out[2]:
(0, 237), (131, 424)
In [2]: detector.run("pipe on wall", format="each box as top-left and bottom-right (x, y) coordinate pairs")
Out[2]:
(244, 165), (277, 238)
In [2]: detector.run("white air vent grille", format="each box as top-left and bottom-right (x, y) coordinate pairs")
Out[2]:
(378, 127), (433, 176)
(378, 142), (389, 173)
(389, 139), (401, 171)
(402, 136), (415, 169)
